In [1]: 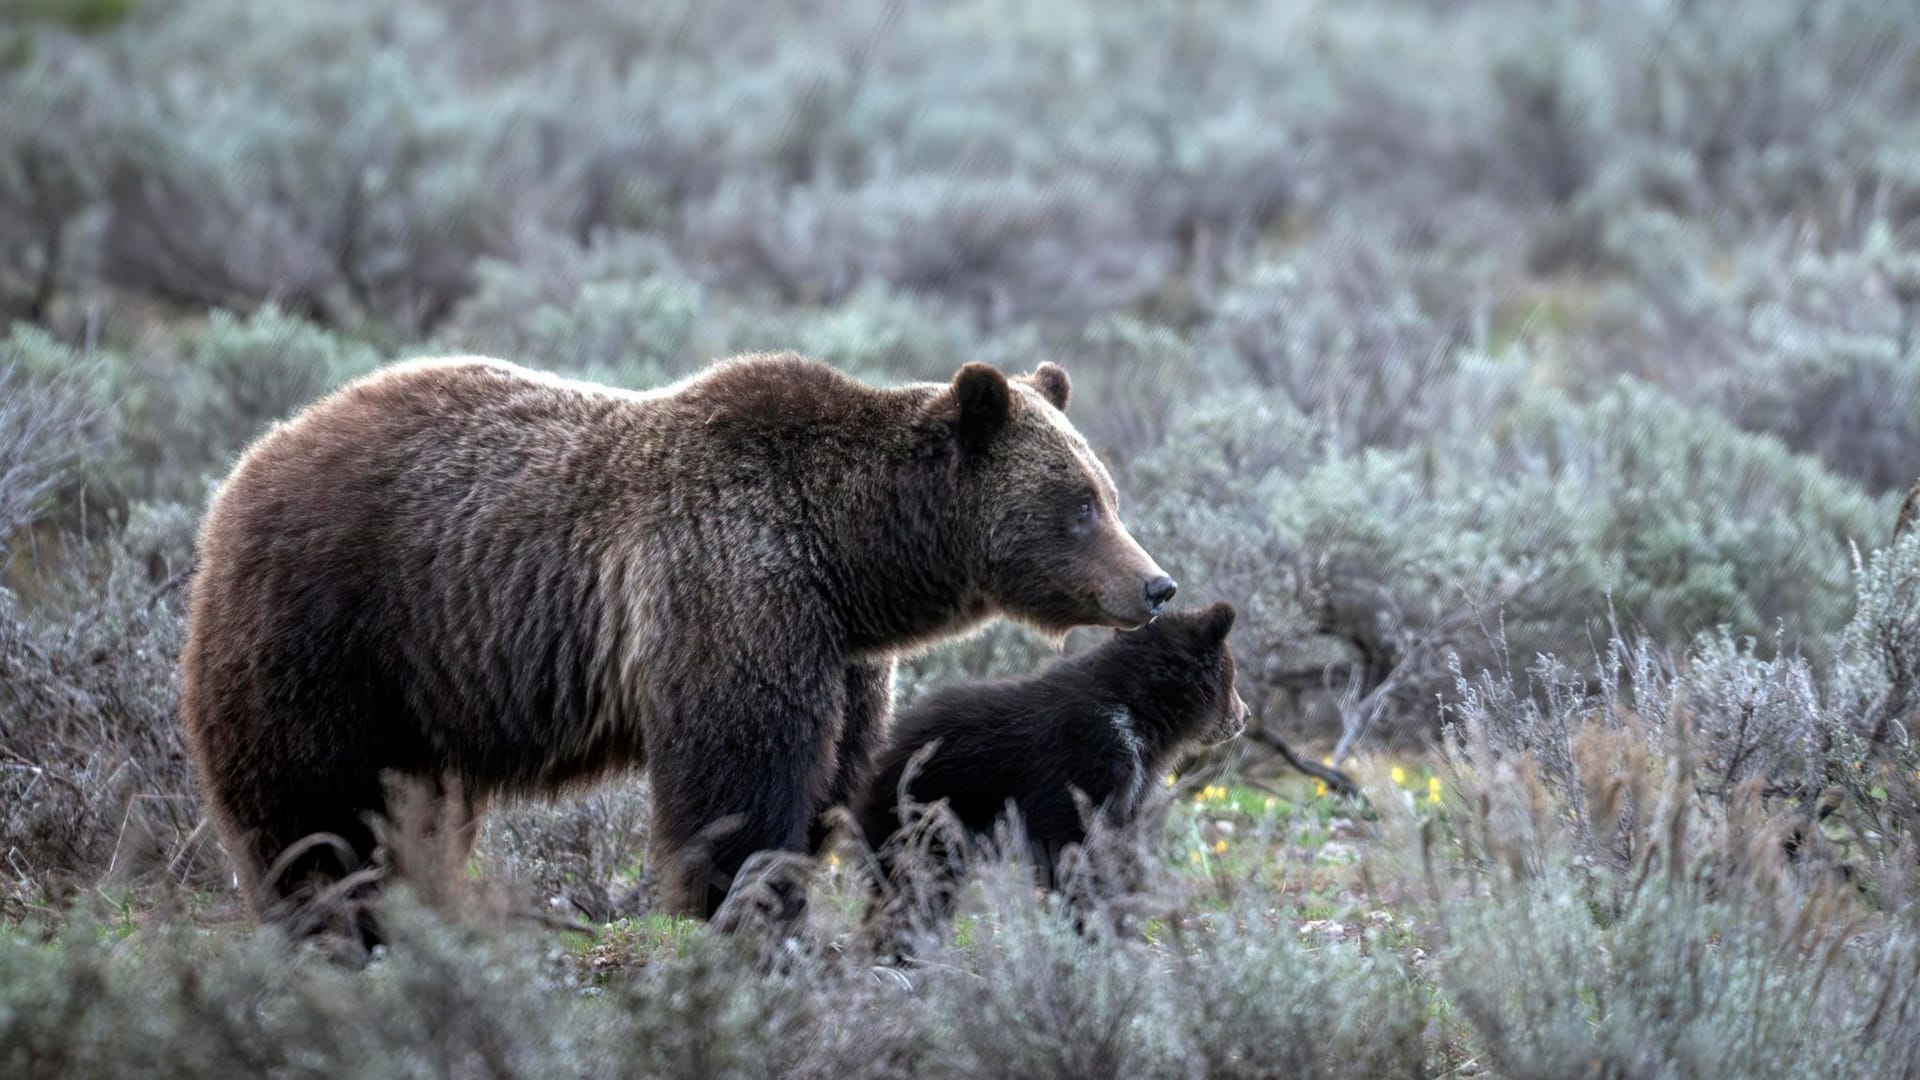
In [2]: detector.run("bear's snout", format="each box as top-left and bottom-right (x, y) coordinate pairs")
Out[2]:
(1091, 527), (1174, 628)
(1143, 574), (1178, 616)
(1203, 691), (1251, 745)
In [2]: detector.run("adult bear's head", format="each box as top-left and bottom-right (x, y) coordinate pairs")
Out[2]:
(929, 360), (1175, 634)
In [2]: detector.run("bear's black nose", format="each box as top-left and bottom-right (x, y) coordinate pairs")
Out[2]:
(1143, 575), (1178, 613)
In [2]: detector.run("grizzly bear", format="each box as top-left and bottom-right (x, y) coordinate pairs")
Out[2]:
(179, 354), (1176, 927)
(853, 601), (1247, 932)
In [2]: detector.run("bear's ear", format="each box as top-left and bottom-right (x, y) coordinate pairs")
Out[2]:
(1022, 362), (1070, 410)
(1202, 601), (1236, 642)
(950, 362), (1012, 452)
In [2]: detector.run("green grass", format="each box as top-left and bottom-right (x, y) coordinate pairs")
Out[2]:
(576, 913), (706, 979)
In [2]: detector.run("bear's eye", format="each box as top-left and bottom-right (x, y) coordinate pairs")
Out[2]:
(1074, 498), (1097, 523)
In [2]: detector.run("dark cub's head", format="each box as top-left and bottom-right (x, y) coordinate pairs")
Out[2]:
(929, 361), (1174, 633)
(1122, 600), (1249, 746)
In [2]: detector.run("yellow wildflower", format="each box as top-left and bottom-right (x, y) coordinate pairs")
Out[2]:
(1213, 838), (1228, 854)
(1390, 765), (1407, 786)
(1263, 797), (1277, 813)
(1189, 850), (1202, 864)
(1428, 775), (1443, 804)
(1315, 780), (1328, 797)
(1165, 772), (1177, 788)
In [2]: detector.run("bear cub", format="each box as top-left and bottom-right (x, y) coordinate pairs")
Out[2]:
(854, 601), (1248, 934)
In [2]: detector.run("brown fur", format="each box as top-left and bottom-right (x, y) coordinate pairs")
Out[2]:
(180, 354), (1171, 923)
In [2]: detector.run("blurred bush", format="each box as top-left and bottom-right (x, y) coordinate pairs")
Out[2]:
(0, 343), (100, 549)
(0, 553), (207, 894)
(1125, 370), (1882, 747)
(0, 840), (1433, 1079)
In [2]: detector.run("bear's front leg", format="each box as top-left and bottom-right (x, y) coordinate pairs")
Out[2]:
(808, 658), (896, 854)
(646, 654), (846, 925)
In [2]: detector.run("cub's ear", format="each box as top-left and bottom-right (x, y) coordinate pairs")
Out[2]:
(1022, 362), (1070, 410)
(950, 362), (1012, 452)
(1203, 601), (1237, 642)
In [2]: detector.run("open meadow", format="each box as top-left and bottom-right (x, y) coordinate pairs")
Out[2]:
(5, 0), (1920, 1075)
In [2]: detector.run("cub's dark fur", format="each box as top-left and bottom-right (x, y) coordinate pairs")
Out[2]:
(855, 602), (1247, 928)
